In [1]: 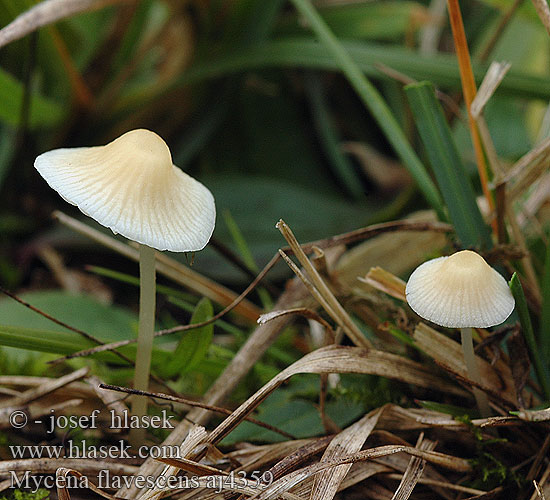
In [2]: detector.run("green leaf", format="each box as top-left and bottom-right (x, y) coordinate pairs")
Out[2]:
(0, 291), (137, 341)
(159, 297), (214, 378)
(405, 81), (492, 249)
(509, 272), (550, 400)
(0, 68), (64, 128)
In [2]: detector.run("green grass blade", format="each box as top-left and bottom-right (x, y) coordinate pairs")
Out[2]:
(0, 324), (169, 366)
(541, 242), (550, 362)
(222, 209), (272, 309)
(509, 272), (550, 401)
(286, 0), (445, 219)
(305, 72), (364, 199)
(405, 81), (492, 249)
(0, 67), (64, 127)
(118, 38), (550, 113)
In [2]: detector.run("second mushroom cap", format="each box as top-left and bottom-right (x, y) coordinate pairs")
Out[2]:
(405, 250), (515, 328)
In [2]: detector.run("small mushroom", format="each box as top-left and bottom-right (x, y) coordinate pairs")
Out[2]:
(405, 250), (515, 416)
(34, 129), (215, 426)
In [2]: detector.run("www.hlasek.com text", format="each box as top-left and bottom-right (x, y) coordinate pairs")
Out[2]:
(10, 440), (184, 460)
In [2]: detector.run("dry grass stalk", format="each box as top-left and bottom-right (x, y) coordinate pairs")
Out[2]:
(143, 346), (467, 500)
(99, 383), (295, 439)
(335, 211), (448, 288)
(258, 307), (335, 340)
(277, 220), (371, 348)
(0, 366), (89, 409)
(54, 211), (261, 322)
(531, 0), (550, 35)
(385, 474), (486, 495)
(206, 346), (466, 446)
(282, 219), (453, 264)
(88, 376), (128, 428)
(501, 138), (550, 197)
(508, 155), (550, 204)
(310, 407), (385, 500)
(470, 62), (511, 119)
(470, 61), (511, 182)
(530, 464), (550, 500)
(0, 0), (131, 47)
(153, 456), (228, 477)
(248, 445), (471, 500)
(140, 426), (208, 500)
(267, 435), (335, 480)
(413, 323), (517, 406)
(390, 434), (435, 500)
(359, 267), (406, 302)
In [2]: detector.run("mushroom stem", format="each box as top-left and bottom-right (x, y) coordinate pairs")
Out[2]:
(131, 244), (157, 438)
(460, 327), (491, 417)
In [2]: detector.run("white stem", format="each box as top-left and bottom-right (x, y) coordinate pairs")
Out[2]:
(460, 327), (491, 417)
(131, 244), (156, 440)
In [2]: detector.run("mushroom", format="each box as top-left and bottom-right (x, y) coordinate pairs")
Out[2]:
(405, 250), (515, 416)
(34, 129), (215, 425)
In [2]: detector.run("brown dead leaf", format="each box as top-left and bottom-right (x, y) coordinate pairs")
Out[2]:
(310, 407), (385, 500)
(391, 434), (436, 500)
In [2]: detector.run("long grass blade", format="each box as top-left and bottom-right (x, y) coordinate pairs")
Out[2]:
(405, 81), (492, 249)
(509, 272), (550, 401)
(541, 243), (550, 363)
(286, 0), (445, 219)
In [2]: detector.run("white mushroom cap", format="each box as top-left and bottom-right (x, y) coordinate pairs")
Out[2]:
(405, 250), (515, 328)
(34, 129), (215, 252)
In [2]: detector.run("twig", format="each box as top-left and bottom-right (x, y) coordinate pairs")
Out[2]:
(99, 384), (296, 439)
(277, 220), (370, 348)
(0, 0), (132, 49)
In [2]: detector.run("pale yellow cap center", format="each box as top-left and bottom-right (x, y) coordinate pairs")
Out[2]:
(105, 129), (173, 174)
